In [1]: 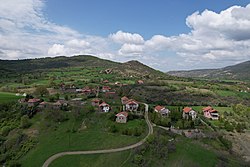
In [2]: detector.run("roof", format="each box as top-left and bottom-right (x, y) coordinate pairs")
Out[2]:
(210, 109), (218, 113)
(183, 107), (193, 113)
(103, 80), (109, 83)
(202, 106), (213, 111)
(203, 106), (218, 113)
(116, 111), (128, 117)
(137, 80), (144, 83)
(121, 96), (129, 100)
(155, 105), (165, 112)
(92, 99), (100, 102)
(126, 99), (138, 105)
(28, 98), (40, 103)
(39, 101), (47, 105)
(53, 101), (62, 106)
(102, 86), (111, 90)
(99, 102), (109, 107)
(106, 92), (116, 94)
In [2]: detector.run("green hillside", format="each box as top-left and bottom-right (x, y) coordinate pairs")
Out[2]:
(167, 60), (250, 81)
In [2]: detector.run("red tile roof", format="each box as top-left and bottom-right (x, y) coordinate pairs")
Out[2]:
(121, 96), (129, 100)
(203, 106), (218, 113)
(28, 98), (40, 103)
(116, 111), (128, 117)
(126, 99), (138, 105)
(102, 86), (111, 90)
(155, 105), (165, 112)
(99, 102), (109, 107)
(202, 106), (213, 112)
(39, 101), (46, 105)
(210, 109), (218, 113)
(137, 80), (144, 84)
(183, 107), (192, 113)
(92, 99), (100, 102)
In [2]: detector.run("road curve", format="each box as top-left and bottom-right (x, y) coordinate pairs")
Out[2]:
(42, 103), (153, 167)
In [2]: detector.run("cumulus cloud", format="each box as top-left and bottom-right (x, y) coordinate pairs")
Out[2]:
(0, 0), (104, 59)
(118, 44), (144, 56)
(109, 30), (144, 44)
(1, 0), (250, 71)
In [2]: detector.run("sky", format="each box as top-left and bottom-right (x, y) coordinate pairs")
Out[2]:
(1, 0), (250, 71)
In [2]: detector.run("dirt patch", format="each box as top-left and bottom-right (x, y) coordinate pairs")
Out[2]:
(24, 128), (39, 137)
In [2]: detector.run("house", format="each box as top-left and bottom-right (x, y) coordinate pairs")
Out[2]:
(102, 86), (111, 92)
(27, 98), (41, 107)
(115, 82), (122, 86)
(125, 99), (139, 112)
(76, 89), (83, 93)
(99, 102), (110, 112)
(38, 101), (48, 109)
(103, 80), (109, 83)
(182, 107), (197, 120)
(116, 112), (128, 123)
(137, 80), (144, 84)
(154, 105), (171, 116)
(203, 106), (219, 120)
(53, 101), (62, 109)
(121, 96), (129, 105)
(82, 87), (92, 95)
(91, 99), (100, 106)
(18, 98), (26, 104)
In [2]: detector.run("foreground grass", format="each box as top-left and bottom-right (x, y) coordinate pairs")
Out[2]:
(50, 150), (133, 167)
(20, 112), (146, 167)
(0, 92), (21, 103)
(48, 132), (219, 167)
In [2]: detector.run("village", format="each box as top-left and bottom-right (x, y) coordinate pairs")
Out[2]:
(17, 78), (221, 138)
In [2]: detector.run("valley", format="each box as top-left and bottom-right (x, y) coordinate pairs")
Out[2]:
(0, 55), (249, 167)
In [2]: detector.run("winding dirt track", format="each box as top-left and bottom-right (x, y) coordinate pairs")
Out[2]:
(42, 103), (153, 167)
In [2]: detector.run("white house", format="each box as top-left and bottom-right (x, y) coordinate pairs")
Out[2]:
(182, 107), (197, 120)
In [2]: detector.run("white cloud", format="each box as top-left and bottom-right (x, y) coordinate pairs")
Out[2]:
(48, 44), (65, 56)
(66, 39), (90, 48)
(1, 0), (250, 71)
(118, 44), (144, 56)
(109, 30), (144, 44)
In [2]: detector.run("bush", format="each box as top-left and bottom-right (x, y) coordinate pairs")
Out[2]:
(109, 125), (118, 133)
(9, 161), (21, 167)
(20, 115), (31, 129)
(1, 126), (11, 136)
(218, 136), (232, 150)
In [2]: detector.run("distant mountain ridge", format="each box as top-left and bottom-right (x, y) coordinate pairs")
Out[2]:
(0, 55), (164, 78)
(167, 60), (250, 81)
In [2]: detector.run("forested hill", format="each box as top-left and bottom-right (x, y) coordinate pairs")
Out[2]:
(167, 60), (250, 81)
(0, 55), (165, 78)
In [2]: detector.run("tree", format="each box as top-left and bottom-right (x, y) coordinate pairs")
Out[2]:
(20, 115), (31, 128)
(34, 86), (49, 97)
(1, 126), (11, 136)
(64, 94), (69, 100)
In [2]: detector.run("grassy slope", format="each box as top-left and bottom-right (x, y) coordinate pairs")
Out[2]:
(47, 137), (219, 167)
(20, 112), (146, 167)
(50, 150), (133, 167)
(0, 92), (21, 103)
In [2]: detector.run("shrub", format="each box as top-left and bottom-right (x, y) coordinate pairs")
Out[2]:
(20, 115), (31, 129)
(1, 126), (11, 136)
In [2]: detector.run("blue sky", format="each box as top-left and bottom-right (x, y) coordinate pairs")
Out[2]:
(45, 0), (249, 38)
(1, 0), (250, 71)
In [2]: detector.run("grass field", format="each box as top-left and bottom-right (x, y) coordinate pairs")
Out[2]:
(20, 112), (146, 167)
(50, 150), (133, 167)
(0, 92), (21, 103)
(48, 134), (220, 167)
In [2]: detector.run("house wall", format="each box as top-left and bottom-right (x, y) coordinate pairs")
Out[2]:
(116, 116), (127, 123)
